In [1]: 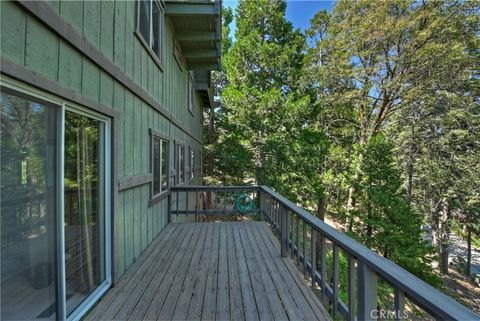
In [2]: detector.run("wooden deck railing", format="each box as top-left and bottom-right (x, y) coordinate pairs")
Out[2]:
(169, 185), (480, 321)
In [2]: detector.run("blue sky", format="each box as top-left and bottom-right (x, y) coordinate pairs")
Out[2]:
(223, 0), (335, 37)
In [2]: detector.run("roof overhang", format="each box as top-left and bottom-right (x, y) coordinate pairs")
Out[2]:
(194, 70), (215, 108)
(166, 0), (222, 71)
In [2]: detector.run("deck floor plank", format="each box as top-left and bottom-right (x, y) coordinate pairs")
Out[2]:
(171, 223), (209, 321)
(201, 223), (221, 321)
(85, 224), (181, 321)
(139, 223), (201, 321)
(244, 221), (305, 321)
(238, 223), (283, 321)
(258, 222), (330, 320)
(186, 223), (215, 321)
(159, 223), (208, 321)
(86, 222), (330, 321)
(215, 222), (230, 321)
(125, 223), (196, 321)
(226, 222), (246, 321)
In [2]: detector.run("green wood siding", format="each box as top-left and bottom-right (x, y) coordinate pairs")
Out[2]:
(0, 0), (206, 280)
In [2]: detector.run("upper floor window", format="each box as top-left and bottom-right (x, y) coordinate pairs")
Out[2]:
(137, 0), (164, 67)
(188, 75), (195, 115)
(151, 131), (168, 198)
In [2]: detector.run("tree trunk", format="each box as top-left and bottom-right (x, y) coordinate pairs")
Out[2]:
(257, 144), (266, 185)
(466, 227), (472, 277)
(406, 123), (416, 206)
(431, 199), (442, 248)
(317, 196), (327, 221)
(347, 112), (367, 231)
(439, 199), (451, 275)
(205, 105), (216, 180)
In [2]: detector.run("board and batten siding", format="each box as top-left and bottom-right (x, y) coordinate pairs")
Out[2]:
(0, 0), (204, 279)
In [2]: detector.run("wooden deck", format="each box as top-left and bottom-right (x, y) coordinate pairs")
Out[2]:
(85, 221), (330, 321)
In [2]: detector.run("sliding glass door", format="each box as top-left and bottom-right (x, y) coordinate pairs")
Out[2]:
(1, 89), (59, 321)
(1, 84), (111, 321)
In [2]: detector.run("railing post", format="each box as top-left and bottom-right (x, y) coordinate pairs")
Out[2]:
(357, 261), (377, 321)
(280, 205), (288, 257)
(394, 288), (405, 321)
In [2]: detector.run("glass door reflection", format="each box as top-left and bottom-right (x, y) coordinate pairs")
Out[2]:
(0, 90), (58, 320)
(64, 111), (105, 316)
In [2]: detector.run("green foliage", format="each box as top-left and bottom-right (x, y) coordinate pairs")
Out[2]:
(353, 135), (440, 286)
(206, 0), (479, 303)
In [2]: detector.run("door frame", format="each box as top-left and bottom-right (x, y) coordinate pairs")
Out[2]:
(0, 77), (113, 321)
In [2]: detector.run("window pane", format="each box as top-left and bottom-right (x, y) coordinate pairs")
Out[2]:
(188, 78), (194, 113)
(1, 90), (58, 320)
(139, 0), (151, 45)
(161, 140), (168, 190)
(190, 149), (194, 179)
(179, 146), (184, 183)
(153, 138), (161, 195)
(152, 2), (162, 59)
(64, 111), (106, 316)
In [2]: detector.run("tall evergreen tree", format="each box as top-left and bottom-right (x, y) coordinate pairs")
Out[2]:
(222, 0), (306, 186)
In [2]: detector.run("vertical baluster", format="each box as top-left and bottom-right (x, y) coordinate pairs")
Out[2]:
(167, 191), (171, 224)
(357, 261), (377, 321)
(320, 235), (327, 304)
(394, 288), (405, 321)
(332, 244), (339, 317)
(280, 206), (287, 257)
(266, 195), (270, 223)
(259, 190), (264, 221)
(311, 228), (316, 288)
(186, 189), (189, 217)
(271, 198), (274, 225)
(347, 254), (355, 321)
(302, 220), (307, 276)
(203, 191), (207, 215)
(276, 202), (280, 232)
(213, 190), (216, 215)
(303, 221), (307, 276)
(176, 190), (179, 218)
(274, 202), (277, 230)
(287, 212), (291, 255)
(296, 216), (300, 266)
(195, 190), (198, 222)
(224, 188), (227, 215)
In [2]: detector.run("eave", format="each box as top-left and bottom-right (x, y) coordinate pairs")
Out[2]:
(166, 0), (222, 71)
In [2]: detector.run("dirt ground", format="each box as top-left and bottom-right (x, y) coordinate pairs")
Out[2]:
(442, 268), (480, 314)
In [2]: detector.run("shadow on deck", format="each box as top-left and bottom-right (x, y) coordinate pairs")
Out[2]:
(85, 222), (331, 321)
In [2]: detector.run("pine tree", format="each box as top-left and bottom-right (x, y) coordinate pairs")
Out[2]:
(222, 0), (306, 186)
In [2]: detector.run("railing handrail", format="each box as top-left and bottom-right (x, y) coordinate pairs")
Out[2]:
(260, 185), (479, 321)
(171, 185), (257, 191)
(169, 185), (480, 320)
